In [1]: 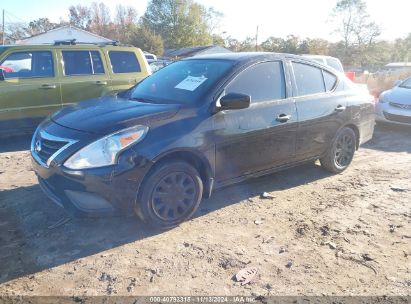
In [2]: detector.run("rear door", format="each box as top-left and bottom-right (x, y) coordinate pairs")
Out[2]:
(290, 60), (347, 159)
(214, 61), (298, 182)
(105, 49), (151, 92)
(59, 49), (110, 108)
(0, 49), (60, 134)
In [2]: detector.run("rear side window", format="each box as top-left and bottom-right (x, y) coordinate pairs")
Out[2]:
(292, 62), (325, 96)
(226, 61), (286, 103)
(0, 51), (54, 78)
(323, 70), (337, 91)
(62, 50), (105, 76)
(109, 51), (141, 73)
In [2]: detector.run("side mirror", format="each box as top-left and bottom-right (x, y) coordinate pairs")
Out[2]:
(219, 93), (250, 110)
(394, 80), (402, 87)
(0, 69), (5, 81)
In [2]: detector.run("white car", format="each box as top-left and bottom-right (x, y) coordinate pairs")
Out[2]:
(302, 55), (344, 73)
(376, 77), (411, 126)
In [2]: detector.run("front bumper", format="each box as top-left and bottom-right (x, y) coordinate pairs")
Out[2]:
(375, 102), (411, 126)
(32, 154), (152, 216)
(30, 120), (154, 216)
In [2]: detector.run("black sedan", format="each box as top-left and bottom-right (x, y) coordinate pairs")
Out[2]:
(31, 53), (375, 228)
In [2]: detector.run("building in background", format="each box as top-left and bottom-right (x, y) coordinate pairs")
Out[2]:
(16, 25), (113, 45)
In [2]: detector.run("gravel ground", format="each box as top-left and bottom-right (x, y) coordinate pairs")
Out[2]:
(0, 124), (410, 296)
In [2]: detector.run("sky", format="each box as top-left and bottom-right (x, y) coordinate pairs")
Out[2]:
(2, 0), (410, 42)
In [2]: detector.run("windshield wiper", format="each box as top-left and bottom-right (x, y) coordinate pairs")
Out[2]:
(129, 97), (157, 103)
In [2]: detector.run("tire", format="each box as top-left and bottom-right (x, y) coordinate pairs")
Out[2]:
(320, 127), (356, 174)
(136, 161), (203, 229)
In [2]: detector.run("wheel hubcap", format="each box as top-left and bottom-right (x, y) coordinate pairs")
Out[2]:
(151, 172), (197, 221)
(335, 134), (354, 168)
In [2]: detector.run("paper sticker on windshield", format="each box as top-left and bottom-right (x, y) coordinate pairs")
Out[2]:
(175, 76), (207, 91)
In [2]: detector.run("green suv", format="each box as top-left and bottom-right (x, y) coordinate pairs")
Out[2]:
(0, 42), (151, 137)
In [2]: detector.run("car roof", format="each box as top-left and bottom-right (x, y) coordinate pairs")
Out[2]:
(185, 52), (312, 64)
(0, 44), (137, 51)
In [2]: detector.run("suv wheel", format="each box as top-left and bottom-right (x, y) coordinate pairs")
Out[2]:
(136, 161), (203, 229)
(320, 127), (356, 173)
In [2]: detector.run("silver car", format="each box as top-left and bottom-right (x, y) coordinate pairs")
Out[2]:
(376, 77), (411, 125)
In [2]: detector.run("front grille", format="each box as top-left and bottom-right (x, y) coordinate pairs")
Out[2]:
(31, 130), (75, 167)
(383, 112), (411, 124)
(389, 102), (411, 110)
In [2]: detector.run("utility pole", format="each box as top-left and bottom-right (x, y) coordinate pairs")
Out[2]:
(2, 9), (5, 45)
(255, 25), (259, 52)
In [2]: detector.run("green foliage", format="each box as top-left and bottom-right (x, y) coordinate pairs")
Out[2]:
(142, 0), (219, 49)
(331, 0), (381, 67)
(129, 26), (164, 56)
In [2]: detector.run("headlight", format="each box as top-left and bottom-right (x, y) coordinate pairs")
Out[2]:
(64, 125), (148, 170)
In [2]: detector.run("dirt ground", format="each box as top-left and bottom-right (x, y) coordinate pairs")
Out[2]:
(0, 124), (410, 297)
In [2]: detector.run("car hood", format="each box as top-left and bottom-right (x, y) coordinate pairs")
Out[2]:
(51, 96), (180, 134)
(385, 87), (411, 105)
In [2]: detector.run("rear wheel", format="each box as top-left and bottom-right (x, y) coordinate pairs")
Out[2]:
(136, 161), (203, 229)
(320, 127), (356, 173)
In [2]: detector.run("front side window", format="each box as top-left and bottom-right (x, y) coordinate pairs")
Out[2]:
(226, 61), (286, 102)
(292, 62), (325, 96)
(0, 51), (54, 79)
(109, 51), (141, 73)
(62, 50), (105, 76)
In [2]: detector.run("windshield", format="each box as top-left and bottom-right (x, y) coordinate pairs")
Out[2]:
(399, 77), (411, 89)
(130, 59), (234, 104)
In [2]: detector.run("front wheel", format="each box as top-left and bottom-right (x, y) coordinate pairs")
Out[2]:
(136, 161), (203, 229)
(320, 127), (356, 173)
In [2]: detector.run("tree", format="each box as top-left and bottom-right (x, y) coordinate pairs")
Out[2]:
(142, 0), (220, 49)
(224, 37), (241, 52)
(26, 18), (57, 36)
(261, 37), (285, 52)
(3, 22), (27, 43)
(69, 5), (92, 29)
(114, 5), (138, 43)
(331, 0), (381, 67)
(129, 25), (164, 55)
(299, 38), (330, 55)
(89, 2), (114, 38)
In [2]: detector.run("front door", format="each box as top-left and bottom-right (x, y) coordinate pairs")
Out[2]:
(213, 61), (298, 182)
(0, 50), (60, 134)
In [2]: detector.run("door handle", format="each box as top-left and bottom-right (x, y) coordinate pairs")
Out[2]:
(95, 81), (107, 85)
(335, 105), (346, 112)
(39, 84), (56, 89)
(276, 114), (291, 123)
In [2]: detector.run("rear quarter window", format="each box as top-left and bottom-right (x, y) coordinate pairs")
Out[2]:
(323, 70), (338, 91)
(109, 51), (141, 73)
